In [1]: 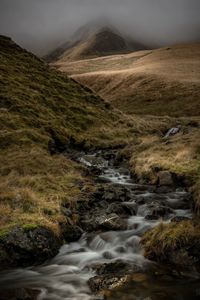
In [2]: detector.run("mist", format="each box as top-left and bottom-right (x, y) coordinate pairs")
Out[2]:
(0, 0), (200, 55)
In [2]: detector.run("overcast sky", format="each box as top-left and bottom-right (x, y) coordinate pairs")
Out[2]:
(0, 0), (200, 55)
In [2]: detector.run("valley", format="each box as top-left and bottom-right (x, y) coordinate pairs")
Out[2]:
(0, 22), (200, 300)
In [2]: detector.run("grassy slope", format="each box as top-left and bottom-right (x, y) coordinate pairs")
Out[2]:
(53, 44), (200, 117)
(0, 35), (138, 234)
(1, 36), (200, 265)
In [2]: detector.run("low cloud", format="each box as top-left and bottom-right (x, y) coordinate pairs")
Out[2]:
(0, 0), (200, 55)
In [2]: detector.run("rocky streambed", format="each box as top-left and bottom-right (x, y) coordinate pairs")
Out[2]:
(0, 150), (200, 300)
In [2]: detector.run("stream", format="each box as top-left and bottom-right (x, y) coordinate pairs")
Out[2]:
(0, 152), (200, 300)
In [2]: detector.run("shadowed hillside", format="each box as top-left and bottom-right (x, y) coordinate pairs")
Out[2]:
(54, 43), (200, 117)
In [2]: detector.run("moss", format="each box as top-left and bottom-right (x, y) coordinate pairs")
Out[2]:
(22, 224), (39, 232)
(0, 229), (9, 240)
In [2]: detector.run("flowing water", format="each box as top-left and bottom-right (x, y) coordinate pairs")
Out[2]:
(0, 153), (199, 300)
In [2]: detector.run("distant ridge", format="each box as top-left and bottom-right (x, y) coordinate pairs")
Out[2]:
(45, 24), (147, 62)
(54, 43), (200, 117)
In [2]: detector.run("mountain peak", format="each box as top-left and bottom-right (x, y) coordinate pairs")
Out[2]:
(45, 24), (147, 63)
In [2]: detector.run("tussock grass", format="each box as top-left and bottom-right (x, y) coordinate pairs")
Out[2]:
(0, 145), (86, 234)
(142, 220), (200, 266)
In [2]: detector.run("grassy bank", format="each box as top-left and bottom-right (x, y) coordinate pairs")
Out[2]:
(128, 119), (200, 207)
(126, 119), (200, 267)
(142, 220), (200, 268)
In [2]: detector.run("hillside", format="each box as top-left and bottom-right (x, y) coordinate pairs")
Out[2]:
(1, 35), (200, 279)
(0, 35), (139, 235)
(45, 27), (146, 63)
(54, 43), (200, 116)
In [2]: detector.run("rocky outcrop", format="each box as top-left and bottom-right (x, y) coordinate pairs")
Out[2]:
(60, 224), (83, 242)
(0, 289), (39, 300)
(75, 184), (138, 232)
(157, 171), (174, 186)
(88, 260), (141, 292)
(144, 202), (173, 220)
(0, 226), (61, 269)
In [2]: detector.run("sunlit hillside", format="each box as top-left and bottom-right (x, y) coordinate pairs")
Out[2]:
(54, 43), (200, 116)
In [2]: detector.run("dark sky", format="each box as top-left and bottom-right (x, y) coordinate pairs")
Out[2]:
(0, 0), (200, 55)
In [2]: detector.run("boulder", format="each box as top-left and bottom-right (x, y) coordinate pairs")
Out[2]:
(0, 226), (61, 269)
(158, 171), (174, 186)
(0, 289), (39, 300)
(145, 203), (173, 220)
(106, 203), (130, 216)
(88, 274), (130, 292)
(81, 213), (127, 232)
(88, 260), (142, 292)
(61, 224), (83, 242)
(102, 185), (132, 203)
(95, 260), (141, 276)
(121, 202), (138, 215)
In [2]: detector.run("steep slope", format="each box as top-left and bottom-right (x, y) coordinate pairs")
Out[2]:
(54, 43), (200, 117)
(0, 35), (137, 235)
(45, 27), (146, 62)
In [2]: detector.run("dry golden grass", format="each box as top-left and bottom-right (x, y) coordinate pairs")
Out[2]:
(0, 145), (87, 234)
(54, 50), (151, 74)
(54, 43), (200, 116)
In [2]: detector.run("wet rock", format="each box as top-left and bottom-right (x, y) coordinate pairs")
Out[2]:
(75, 199), (91, 213)
(92, 189), (104, 201)
(88, 274), (130, 292)
(80, 155), (108, 169)
(0, 226), (61, 269)
(121, 202), (138, 215)
(102, 185), (132, 203)
(166, 192), (191, 209)
(130, 184), (156, 193)
(117, 168), (130, 176)
(135, 194), (170, 207)
(171, 216), (191, 223)
(101, 150), (117, 161)
(61, 224), (83, 242)
(0, 289), (39, 300)
(106, 203), (130, 216)
(95, 260), (141, 276)
(156, 186), (175, 193)
(145, 203), (173, 220)
(96, 214), (127, 231)
(157, 171), (174, 186)
(81, 213), (127, 232)
(102, 251), (115, 259)
(89, 260), (141, 292)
